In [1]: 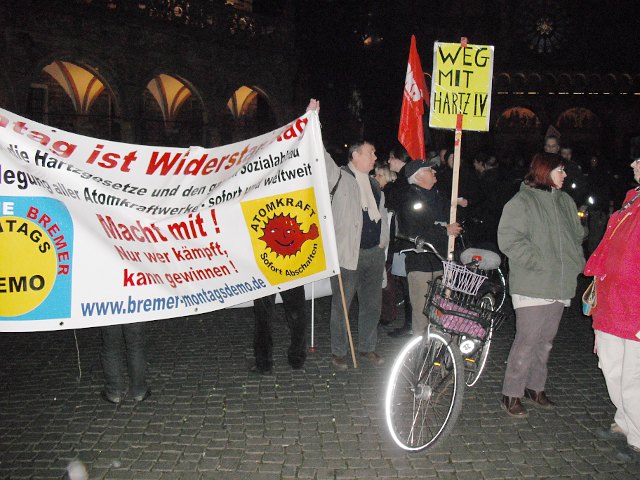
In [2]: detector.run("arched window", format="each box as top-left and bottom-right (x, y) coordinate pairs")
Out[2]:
(226, 86), (276, 140)
(28, 60), (116, 138)
(141, 74), (204, 147)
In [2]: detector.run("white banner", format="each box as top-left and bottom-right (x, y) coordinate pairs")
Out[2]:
(0, 108), (339, 331)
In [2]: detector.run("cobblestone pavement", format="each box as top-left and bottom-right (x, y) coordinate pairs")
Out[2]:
(2, 284), (640, 479)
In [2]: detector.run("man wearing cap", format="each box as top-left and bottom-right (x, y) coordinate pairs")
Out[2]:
(396, 160), (462, 337)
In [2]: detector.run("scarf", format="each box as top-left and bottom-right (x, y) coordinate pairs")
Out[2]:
(349, 163), (381, 222)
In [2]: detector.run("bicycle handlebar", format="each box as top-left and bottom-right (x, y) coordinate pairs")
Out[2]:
(395, 232), (446, 261)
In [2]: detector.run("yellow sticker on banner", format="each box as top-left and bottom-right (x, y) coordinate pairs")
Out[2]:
(0, 216), (57, 316)
(241, 188), (326, 285)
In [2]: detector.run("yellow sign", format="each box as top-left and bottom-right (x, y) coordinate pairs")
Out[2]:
(429, 42), (494, 131)
(241, 188), (326, 285)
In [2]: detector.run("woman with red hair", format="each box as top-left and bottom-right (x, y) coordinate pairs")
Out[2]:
(498, 152), (585, 417)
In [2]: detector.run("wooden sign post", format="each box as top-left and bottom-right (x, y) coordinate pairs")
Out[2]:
(429, 37), (495, 258)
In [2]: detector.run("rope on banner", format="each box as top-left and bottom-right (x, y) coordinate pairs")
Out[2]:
(73, 329), (82, 382)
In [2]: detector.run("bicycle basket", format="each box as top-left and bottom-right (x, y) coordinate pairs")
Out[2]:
(441, 260), (487, 296)
(424, 276), (506, 340)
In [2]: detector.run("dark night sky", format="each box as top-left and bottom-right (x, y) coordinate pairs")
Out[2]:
(293, 0), (640, 157)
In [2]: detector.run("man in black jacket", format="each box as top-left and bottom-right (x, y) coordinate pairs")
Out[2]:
(396, 160), (461, 337)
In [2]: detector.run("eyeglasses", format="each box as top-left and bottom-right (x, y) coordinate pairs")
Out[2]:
(553, 167), (565, 173)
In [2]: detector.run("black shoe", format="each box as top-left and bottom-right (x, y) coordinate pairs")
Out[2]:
(288, 359), (305, 370)
(250, 364), (273, 375)
(133, 390), (151, 402)
(388, 325), (412, 338)
(100, 391), (122, 404)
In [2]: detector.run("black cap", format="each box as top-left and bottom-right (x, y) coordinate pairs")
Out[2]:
(404, 160), (431, 178)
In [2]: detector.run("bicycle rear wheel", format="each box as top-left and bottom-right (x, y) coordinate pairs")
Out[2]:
(482, 268), (507, 313)
(385, 331), (464, 452)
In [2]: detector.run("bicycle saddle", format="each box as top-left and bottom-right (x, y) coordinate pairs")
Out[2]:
(460, 248), (501, 270)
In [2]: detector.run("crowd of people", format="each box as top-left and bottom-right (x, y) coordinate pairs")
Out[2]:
(98, 99), (639, 464)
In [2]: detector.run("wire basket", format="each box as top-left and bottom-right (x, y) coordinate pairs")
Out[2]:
(424, 275), (507, 340)
(441, 260), (487, 296)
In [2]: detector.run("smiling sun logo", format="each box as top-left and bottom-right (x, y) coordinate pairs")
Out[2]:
(259, 214), (319, 257)
(241, 188), (326, 285)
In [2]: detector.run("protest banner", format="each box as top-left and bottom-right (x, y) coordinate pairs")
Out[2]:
(0, 107), (339, 332)
(429, 41), (494, 132)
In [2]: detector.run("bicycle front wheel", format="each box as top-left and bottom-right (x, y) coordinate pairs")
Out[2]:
(385, 331), (465, 452)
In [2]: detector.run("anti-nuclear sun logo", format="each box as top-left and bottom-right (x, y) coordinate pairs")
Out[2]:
(241, 188), (327, 286)
(259, 214), (318, 257)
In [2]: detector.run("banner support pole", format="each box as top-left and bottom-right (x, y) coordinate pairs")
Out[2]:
(337, 272), (357, 368)
(308, 282), (317, 352)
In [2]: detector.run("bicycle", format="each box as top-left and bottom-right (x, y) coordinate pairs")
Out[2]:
(385, 236), (507, 452)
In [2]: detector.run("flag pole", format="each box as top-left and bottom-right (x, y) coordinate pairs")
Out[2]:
(447, 37), (468, 260)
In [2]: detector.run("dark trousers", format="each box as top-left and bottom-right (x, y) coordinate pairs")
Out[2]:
(395, 275), (412, 327)
(380, 264), (396, 323)
(253, 286), (307, 370)
(100, 323), (147, 398)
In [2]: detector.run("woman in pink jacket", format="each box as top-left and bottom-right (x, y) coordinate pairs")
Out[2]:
(584, 157), (640, 463)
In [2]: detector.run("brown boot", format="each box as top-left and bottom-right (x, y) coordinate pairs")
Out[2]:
(501, 395), (528, 418)
(524, 388), (555, 409)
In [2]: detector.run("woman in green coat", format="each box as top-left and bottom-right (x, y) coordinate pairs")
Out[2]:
(498, 152), (585, 418)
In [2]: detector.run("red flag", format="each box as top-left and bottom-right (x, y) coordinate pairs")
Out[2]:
(398, 35), (429, 160)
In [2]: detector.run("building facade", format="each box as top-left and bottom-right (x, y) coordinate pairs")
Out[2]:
(0, 0), (298, 148)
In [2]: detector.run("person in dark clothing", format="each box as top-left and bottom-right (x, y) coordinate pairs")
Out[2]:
(560, 144), (587, 205)
(384, 146), (411, 213)
(374, 161), (398, 326)
(100, 323), (150, 404)
(396, 160), (462, 337)
(437, 149), (481, 226)
(472, 153), (512, 250)
(252, 286), (307, 374)
(383, 146), (413, 337)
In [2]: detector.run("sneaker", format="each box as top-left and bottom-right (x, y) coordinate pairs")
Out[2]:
(133, 390), (151, 402)
(100, 391), (122, 404)
(331, 354), (348, 371)
(359, 351), (385, 366)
